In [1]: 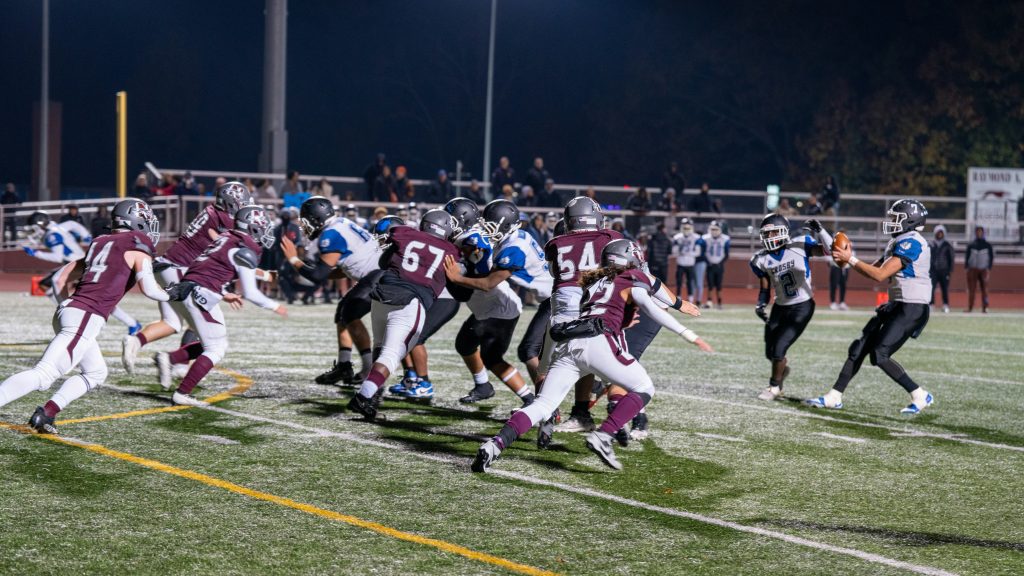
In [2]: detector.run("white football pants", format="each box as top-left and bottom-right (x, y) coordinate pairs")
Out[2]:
(370, 299), (425, 375)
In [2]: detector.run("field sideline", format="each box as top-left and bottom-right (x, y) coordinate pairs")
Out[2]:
(0, 292), (1022, 575)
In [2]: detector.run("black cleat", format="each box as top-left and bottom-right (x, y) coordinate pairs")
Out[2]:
(459, 382), (495, 404)
(28, 406), (57, 435)
(347, 388), (383, 421)
(537, 416), (555, 450)
(614, 427), (630, 447)
(630, 412), (649, 441)
(471, 440), (501, 473)
(315, 361), (354, 385)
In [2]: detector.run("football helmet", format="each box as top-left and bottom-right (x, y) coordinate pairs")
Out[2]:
(882, 199), (928, 236)
(708, 220), (723, 238)
(481, 199), (521, 241)
(372, 215), (405, 247)
(601, 239), (644, 269)
(444, 197), (480, 231)
(564, 196), (603, 232)
(214, 181), (254, 215)
(420, 209), (459, 241)
(26, 211), (51, 235)
(759, 213), (790, 252)
(112, 198), (160, 243)
(679, 217), (695, 235)
(299, 196), (337, 240)
(234, 206), (275, 249)
(553, 218), (566, 237)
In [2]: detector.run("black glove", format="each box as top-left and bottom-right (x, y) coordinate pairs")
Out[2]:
(755, 304), (768, 323)
(165, 280), (198, 301)
(803, 219), (823, 234)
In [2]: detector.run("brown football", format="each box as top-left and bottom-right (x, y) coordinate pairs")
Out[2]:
(833, 231), (851, 251)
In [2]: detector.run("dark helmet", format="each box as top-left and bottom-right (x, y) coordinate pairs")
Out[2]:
(553, 218), (566, 237)
(481, 199), (521, 241)
(27, 211), (51, 232)
(563, 196), (603, 232)
(234, 205), (275, 249)
(420, 208), (459, 241)
(679, 216), (694, 234)
(444, 197), (480, 232)
(298, 195), (337, 239)
(112, 198), (160, 243)
(372, 215), (405, 246)
(214, 181), (253, 215)
(759, 213), (790, 252)
(601, 239), (644, 269)
(883, 199), (927, 236)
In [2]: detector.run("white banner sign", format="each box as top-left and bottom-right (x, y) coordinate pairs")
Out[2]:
(967, 167), (1023, 241)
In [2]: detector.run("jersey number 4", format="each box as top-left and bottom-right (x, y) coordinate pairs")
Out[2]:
(556, 242), (597, 281)
(402, 241), (446, 277)
(84, 241), (115, 283)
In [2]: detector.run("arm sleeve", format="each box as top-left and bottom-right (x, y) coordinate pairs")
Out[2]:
(235, 264), (280, 311)
(34, 248), (67, 263)
(297, 258), (336, 284)
(135, 258), (170, 302)
(631, 287), (698, 342)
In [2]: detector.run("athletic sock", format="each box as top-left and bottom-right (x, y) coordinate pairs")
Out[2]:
(169, 342), (203, 365)
(177, 356), (215, 395)
(599, 392), (645, 435)
(358, 371), (387, 398)
(337, 347), (352, 364)
(418, 374), (429, 383)
(473, 370), (488, 386)
(495, 411), (533, 449)
(359, 349), (373, 374)
(573, 399), (591, 419)
(49, 375), (90, 412)
(513, 385), (535, 404)
(43, 400), (61, 418)
(136, 333), (148, 347)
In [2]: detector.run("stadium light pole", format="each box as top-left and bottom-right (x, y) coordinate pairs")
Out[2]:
(259, 0), (288, 178)
(482, 0), (497, 195)
(38, 0), (50, 201)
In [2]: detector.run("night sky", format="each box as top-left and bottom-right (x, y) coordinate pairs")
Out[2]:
(0, 0), (1002, 196)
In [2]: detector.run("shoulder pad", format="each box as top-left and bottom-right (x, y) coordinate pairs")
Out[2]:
(232, 246), (260, 269)
(131, 234), (155, 256)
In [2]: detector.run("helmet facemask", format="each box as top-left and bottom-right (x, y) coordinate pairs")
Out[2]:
(760, 223), (789, 252)
(882, 209), (906, 235)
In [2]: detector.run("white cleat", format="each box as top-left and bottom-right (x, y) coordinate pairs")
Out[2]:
(829, 302), (839, 311)
(900, 391), (934, 415)
(554, 414), (596, 433)
(172, 391), (209, 407)
(804, 390), (844, 409)
(758, 386), (783, 401)
(585, 430), (622, 470)
(838, 303), (849, 311)
(171, 363), (190, 380)
(154, 352), (173, 390)
(121, 335), (141, 375)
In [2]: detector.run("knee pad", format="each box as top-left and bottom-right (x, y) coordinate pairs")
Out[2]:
(516, 341), (531, 364)
(454, 322), (479, 357)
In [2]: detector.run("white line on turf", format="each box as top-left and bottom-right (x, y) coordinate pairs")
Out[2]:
(657, 391), (1024, 453)
(198, 434), (240, 445)
(694, 432), (747, 443)
(814, 432), (867, 444)
(199, 405), (956, 576)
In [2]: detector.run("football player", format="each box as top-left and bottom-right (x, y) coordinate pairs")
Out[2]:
(750, 214), (832, 401)
(121, 182), (254, 374)
(281, 196), (382, 386)
(0, 199), (192, 432)
(670, 217), (705, 303)
(156, 206), (287, 406)
(702, 220), (730, 309)
(472, 240), (710, 472)
(346, 209), (461, 421)
(806, 199), (935, 414)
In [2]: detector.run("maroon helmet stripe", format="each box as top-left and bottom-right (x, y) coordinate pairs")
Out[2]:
(66, 311), (93, 360)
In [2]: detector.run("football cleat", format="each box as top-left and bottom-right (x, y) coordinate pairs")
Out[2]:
(403, 379), (434, 399)
(315, 361), (354, 386)
(154, 352), (173, 390)
(171, 391), (209, 407)
(388, 378), (412, 396)
(839, 303), (849, 311)
(171, 363), (189, 380)
(471, 439), (502, 473)
(537, 416), (556, 450)
(629, 412), (649, 441)
(829, 302), (839, 311)
(128, 322), (144, 336)
(459, 382), (495, 404)
(121, 335), (141, 375)
(613, 427), (630, 447)
(585, 430), (622, 470)
(758, 385), (783, 401)
(347, 388), (383, 421)
(900, 391), (934, 415)
(804, 393), (843, 409)
(554, 412), (595, 433)
(28, 406), (57, 434)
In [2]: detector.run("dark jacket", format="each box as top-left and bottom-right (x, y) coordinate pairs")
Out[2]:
(426, 179), (453, 204)
(363, 163), (384, 199)
(372, 175), (396, 203)
(491, 167), (516, 192)
(690, 191), (712, 213)
(626, 193), (651, 213)
(662, 170), (686, 194)
(1, 190), (19, 206)
(966, 237), (994, 270)
(930, 228), (954, 276)
(525, 167), (549, 194)
(646, 231), (672, 273)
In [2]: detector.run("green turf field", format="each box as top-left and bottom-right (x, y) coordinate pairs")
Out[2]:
(0, 293), (1021, 575)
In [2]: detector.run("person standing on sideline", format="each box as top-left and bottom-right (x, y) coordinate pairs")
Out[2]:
(829, 258), (850, 311)
(645, 223), (672, 281)
(965, 226), (993, 313)
(929, 225), (953, 313)
(3, 183), (21, 243)
(671, 218), (704, 303)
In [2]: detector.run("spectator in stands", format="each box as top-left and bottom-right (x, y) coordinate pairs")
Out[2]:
(536, 179), (560, 208)
(155, 174), (177, 196)
(2, 182), (20, 242)
(803, 193), (823, 216)
(545, 211), (559, 231)
(526, 213), (552, 246)
(519, 184), (536, 207)
(372, 165), (397, 203)
(822, 175), (841, 215)
(242, 177), (256, 195)
(214, 176), (228, 189)
(626, 187), (652, 217)
(662, 161), (686, 195)
(257, 179), (278, 202)
(930, 225), (953, 313)
(491, 156), (516, 193)
(394, 166), (415, 202)
(658, 188), (679, 212)
(610, 218), (633, 241)
(965, 226), (994, 313)
(174, 171), (200, 196)
(690, 182), (713, 213)
(465, 180), (485, 204)
(646, 223), (672, 281)
(775, 197), (798, 218)
(363, 153), (387, 200)
(525, 157), (550, 198)
(501, 184), (517, 204)
(584, 187), (597, 200)
(282, 170), (303, 195)
(369, 206), (388, 230)
(426, 169), (452, 203)
(90, 205), (112, 239)
(131, 174), (154, 201)
(312, 177), (334, 201)
(59, 206), (85, 226)
(197, 183), (208, 196)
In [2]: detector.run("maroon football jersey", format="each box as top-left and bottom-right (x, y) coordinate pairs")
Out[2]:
(68, 231), (155, 319)
(544, 229), (623, 289)
(384, 226), (460, 299)
(183, 230), (262, 292)
(579, 268), (655, 335)
(163, 205), (235, 267)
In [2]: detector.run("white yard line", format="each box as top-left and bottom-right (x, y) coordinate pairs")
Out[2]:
(694, 432), (747, 443)
(199, 405), (957, 576)
(657, 391), (1024, 453)
(197, 434), (240, 445)
(815, 432), (868, 444)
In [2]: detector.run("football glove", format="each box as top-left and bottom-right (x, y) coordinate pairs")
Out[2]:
(165, 280), (198, 301)
(755, 304), (768, 323)
(803, 219), (823, 234)
(22, 246), (36, 257)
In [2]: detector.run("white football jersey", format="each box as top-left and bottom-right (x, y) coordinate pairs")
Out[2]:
(703, 233), (730, 264)
(468, 279), (522, 320)
(58, 220), (92, 245)
(493, 230), (552, 300)
(317, 217), (382, 281)
(37, 223), (85, 263)
(672, 232), (704, 266)
(750, 234), (818, 306)
(884, 230), (931, 304)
